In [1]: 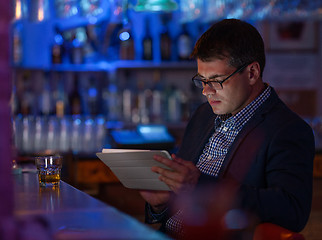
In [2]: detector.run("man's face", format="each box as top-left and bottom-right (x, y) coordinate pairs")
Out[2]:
(197, 59), (254, 115)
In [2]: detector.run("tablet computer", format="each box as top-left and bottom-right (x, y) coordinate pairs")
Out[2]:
(96, 149), (172, 191)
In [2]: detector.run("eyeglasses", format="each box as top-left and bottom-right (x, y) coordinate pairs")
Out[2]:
(192, 63), (248, 90)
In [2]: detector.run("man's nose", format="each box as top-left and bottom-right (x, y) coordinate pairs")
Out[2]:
(202, 83), (215, 96)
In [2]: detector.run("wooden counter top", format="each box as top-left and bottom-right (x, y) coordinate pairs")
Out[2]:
(14, 172), (169, 239)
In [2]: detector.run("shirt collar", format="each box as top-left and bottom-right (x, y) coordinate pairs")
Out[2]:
(215, 84), (271, 131)
(215, 113), (231, 128)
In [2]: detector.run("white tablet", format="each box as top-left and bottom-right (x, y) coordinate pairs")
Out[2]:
(96, 149), (172, 191)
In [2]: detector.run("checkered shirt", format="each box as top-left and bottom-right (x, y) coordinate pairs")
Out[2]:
(165, 85), (272, 236)
(197, 85), (271, 176)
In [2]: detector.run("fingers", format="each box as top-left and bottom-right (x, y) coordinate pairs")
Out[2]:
(152, 165), (184, 183)
(150, 155), (183, 192)
(151, 154), (200, 193)
(172, 154), (197, 171)
(152, 154), (197, 180)
(159, 175), (180, 192)
(153, 154), (194, 172)
(152, 155), (185, 181)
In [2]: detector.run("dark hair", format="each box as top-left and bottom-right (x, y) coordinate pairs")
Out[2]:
(191, 19), (266, 77)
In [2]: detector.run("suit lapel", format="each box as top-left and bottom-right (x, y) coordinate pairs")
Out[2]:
(217, 88), (280, 178)
(218, 114), (264, 178)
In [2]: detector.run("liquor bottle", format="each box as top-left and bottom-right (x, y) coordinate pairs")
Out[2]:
(20, 75), (32, 115)
(160, 26), (172, 61)
(11, 85), (20, 116)
(122, 88), (132, 122)
(40, 77), (53, 115)
(70, 28), (84, 64)
(143, 22), (153, 61)
(20, 91), (31, 115)
(121, 71), (136, 123)
(166, 85), (182, 122)
(83, 25), (97, 63)
(160, 15), (172, 61)
(51, 27), (64, 64)
(55, 74), (68, 117)
(69, 74), (82, 115)
(12, 22), (23, 65)
(151, 70), (163, 123)
(119, 28), (135, 60)
(177, 24), (192, 61)
(106, 83), (121, 121)
(86, 77), (99, 115)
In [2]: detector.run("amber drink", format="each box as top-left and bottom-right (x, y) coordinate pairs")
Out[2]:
(35, 155), (62, 187)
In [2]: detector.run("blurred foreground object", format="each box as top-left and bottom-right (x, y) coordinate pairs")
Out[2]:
(0, 216), (52, 240)
(253, 223), (305, 240)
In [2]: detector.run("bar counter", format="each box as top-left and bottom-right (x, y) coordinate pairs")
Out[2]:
(14, 172), (169, 239)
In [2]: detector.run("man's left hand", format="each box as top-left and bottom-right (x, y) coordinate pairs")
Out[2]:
(152, 154), (200, 194)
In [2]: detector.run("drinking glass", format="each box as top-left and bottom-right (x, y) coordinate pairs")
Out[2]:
(35, 155), (62, 187)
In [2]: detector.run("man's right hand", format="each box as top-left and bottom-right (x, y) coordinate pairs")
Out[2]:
(139, 190), (171, 213)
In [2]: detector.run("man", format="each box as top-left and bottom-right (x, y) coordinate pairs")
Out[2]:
(140, 19), (315, 238)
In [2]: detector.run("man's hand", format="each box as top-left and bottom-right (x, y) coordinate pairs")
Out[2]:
(139, 154), (200, 212)
(152, 154), (200, 194)
(139, 190), (171, 213)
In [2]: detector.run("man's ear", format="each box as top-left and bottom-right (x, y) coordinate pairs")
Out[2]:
(248, 62), (261, 85)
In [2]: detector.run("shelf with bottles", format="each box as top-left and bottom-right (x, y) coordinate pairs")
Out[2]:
(11, 0), (203, 71)
(11, 70), (107, 156)
(12, 68), (203, 120)
(12, 21), (198, 72)
(11, 1), (206, 156)
(12, 67), (205, 156)
(46, 14), (200, 71)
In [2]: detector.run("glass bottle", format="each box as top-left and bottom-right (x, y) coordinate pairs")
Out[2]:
(12, 22), (23, 65)
(160, 15), (172, 61)
(160, 26), (172, 61)
(119, 28), (135, 60)
(69, 74), (82, 115)
(70, 28), (84, 64)
(86, 77), (99, 115)
(55, 74), (68, 117)
(52, 27), (64, 64)
(177, 24), (192, 61)
(40, 76), (53, 115)
(143, 21), (153, 61)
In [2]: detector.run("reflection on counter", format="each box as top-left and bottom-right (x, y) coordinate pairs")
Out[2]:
(14, 172), (169, 239)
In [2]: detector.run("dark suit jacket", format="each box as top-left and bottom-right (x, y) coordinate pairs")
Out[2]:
(176, 88), (315, 232)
